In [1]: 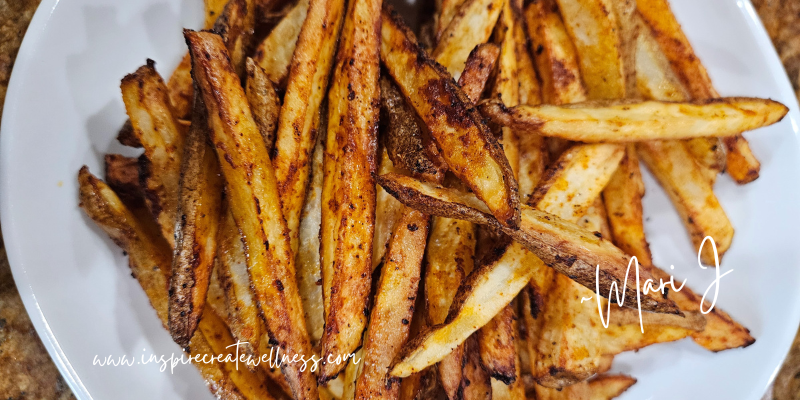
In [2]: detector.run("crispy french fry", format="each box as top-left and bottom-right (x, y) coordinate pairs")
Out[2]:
(319, 0), (382, 381)
(273, 0), (345, 254)
(479, 97), (788, 142)
(168, 95), (224, 347)
(167, 54), (197, 120)
(104, 154), (143, 207)
(355, 208), (429, 399)
(463, 336), (492, 400)
(587, 375), (637, 400)
(341, 349), (365, 400)
(186, 31), (316, 399)
(600, 321), (693, 355)
(637, 140), (734, 265)
(637, 0), (760, 183)
(381, 8), (521, 228)
(212, 0), (257, 78)
(204, 0), (229, 28)
(373, 148), (406, 270)
(78, 167), (273, 400)
(514, 19), (542, 106)
(432, 0), (504, 80)
(578, 197), (611, 240)
(245, 59), (280, 153)
(458, 43), (500, 103)
(603, 145), (653, 265)
(529, 144), (625, 222)
(377, 173), (676, 314)
(436, 0), (466, 41)
(252, 0), (309, 87)
(120, 61), (186, 247)
(479, 303), (517, 384)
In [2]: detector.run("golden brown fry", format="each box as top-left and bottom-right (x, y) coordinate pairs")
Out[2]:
(637, 140), (734, 265)
(341, 349), (365, 400)
(212, 0), (257, 78)
(168, 96), (224, 347)
(186, 30), (316, 399)
(432, 0), (504, 80)
(245, 59), (280, 153)
(373, 148), (406, 270)
(479, 97), (788, 142)
(603, 145), (652, 265)
(319, 0), (381, 381)
(479, 303), (517, 384)
(637, 0), (759, 183)
(120, 60), (186, 247)
(167, 54), (197, 120)
(104, 154), (143, 207)
(458, 43), (500, 103)
(273, 0), (345, 254)
(587, 375), (637, 400)
(78, 167), (273, 400)
(377, 173), (676, 314)
(252, 0), (309, 87)
(381, 8), (521, 228)
(529, 144), (625, 222)
(204, 0), (229, 28)
(524, 0), (587, 105)
(514, 20), (542, 107)
(599, 321), (693, 355)
(355, 208), (429, 400)
(463, 336), (492, 400)
(578, 197), (611, 240)
(436, 0), (466, 41)
(216, 208), (263, 357)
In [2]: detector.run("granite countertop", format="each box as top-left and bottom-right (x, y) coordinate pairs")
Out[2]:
(0, 0), (799, 399)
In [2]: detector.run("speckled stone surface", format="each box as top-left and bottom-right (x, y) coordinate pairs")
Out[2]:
(0, 0), (798, 399)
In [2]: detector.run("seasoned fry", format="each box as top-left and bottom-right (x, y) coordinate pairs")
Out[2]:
(186, 31), (316, 399)
(204, 0), (229, 28)
(104, 154), (143, 207)
(378, 173), (676, 314)
(578, 197), (611, 240)
(120, 60), (186, 247)
(529, 144), (625, 222)
(463, 336), (492, 400)
(273, 0), (345, 254)
(600, 321), (693, 355)
(514, 20), (542, 107)
(168, 96), (224, 347)
(479, 303), (518, 384)
(602, 145), (653, 265)
(478, 97), (788, 142)
(212, 0), (257, 78)
(245, 59), (280, 153)
(167, 54), (198, 120)
(436, 0), (466, 40)
(253, 0), (309, 87)
(373, 148), (406, 270)
(587, 375), (637, 400)
(319, 0), (382, 381)
(637, 0), (760, 183)
(458, 43), (500, 103)
(78, 167), (274, 400)
(381, 8), (521, 228)
(341, 349), (365, 400)
(432, 0), (504, 80)
(355, 208), (429, 400)
(637, 140), (734, 266)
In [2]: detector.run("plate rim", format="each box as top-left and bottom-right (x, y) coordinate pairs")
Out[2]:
(1, 0), (799, 399)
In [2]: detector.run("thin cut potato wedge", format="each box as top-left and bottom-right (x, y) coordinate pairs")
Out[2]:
(381, 8), (521, 228)
(372, 148), (406, 270)
(600, 321), (694, 355)
(252, 0), (309, 87)
(273, 0), (345, 254)
(553, 0), (627, 100)
(120, 61), (187, 247)
(479, 303), (518, 384)
(212, 0), (257, 78)
(478, 97), (788, 142)
(463, 336), (493, 400)
(204, 0), (229, 28)
(637, 0), (760, 183)
(355, 208), (429, 400)
(186, 31), (316, 400)
(78, 168), (274, 400)
(458, 43), (500, 103)
(245, 59), (281, 153)
(432, 0), (504, 80)
(104, 154), (143, 207)
(168, 96), (224, 347)
(514, 19), (542, 107)
(587, 375), (637, 400)
(637, 140), (734, 266)
(436, 0), (466, 41)
(319, 0), (381, 381)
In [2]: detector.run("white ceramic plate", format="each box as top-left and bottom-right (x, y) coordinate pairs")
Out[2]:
(1, 0), (799, 398)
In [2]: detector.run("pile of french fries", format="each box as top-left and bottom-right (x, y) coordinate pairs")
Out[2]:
(78, 0), (788, 397)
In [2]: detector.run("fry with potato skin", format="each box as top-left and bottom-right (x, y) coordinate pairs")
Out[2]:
(120, 61), (186, 247)
(168, 95), (224, 347)
(587, 375), (637, 400)
(373, 148), (406, 270)
(355, 208), (429, 400)
(78, 167), (274, 400)
(478, 97), (789, 142)
(319, 0), (382, 381)
(245, 59), (281, 154)
(457, 43), (500, 103)
(432, 0), (504, 80)
(463, 336), (493, 400)
(252, 0), (309, 88)
(104, 154), (143, 207)
(186, 30), (317, 399)
(381, 8), (521, 228)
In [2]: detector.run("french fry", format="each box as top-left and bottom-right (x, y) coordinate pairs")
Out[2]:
(273, 0), (345, 254)
(479, 97), (788, 142)
(204, 0), (229, 28)
(341, 349), (365, 400)
(463, 336), (492, 400)
(168, 95), (224, 347)
(245, 59), (280, 153)
(120, 61), (186, 247)
(186, 31), (317, 399)
(432, 0), (504, 80)
(212, 0), (257, 78)
(479, 303), (518, 384)
(435, 0), (466, 41)
(603, 145), (653, 265)
(355, 208), (429, 399)
(373, 148), (406, 270)
(104, 154), (143, 207)
(78, 167), (274, 400)
(514, 19), (542, 107)
(319, 0), (382, 381)
(381, 8), (521, 228)
(252, 0), (310, 87)
(600, 321), (693, 355)
(167, 54), (196, 121)
(637, 140), (734, 265)
(587, 375), (637, 400)
(458, 43), (500, 103)
(637, 0), (760, 184)
(578, 197), (611, 240)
